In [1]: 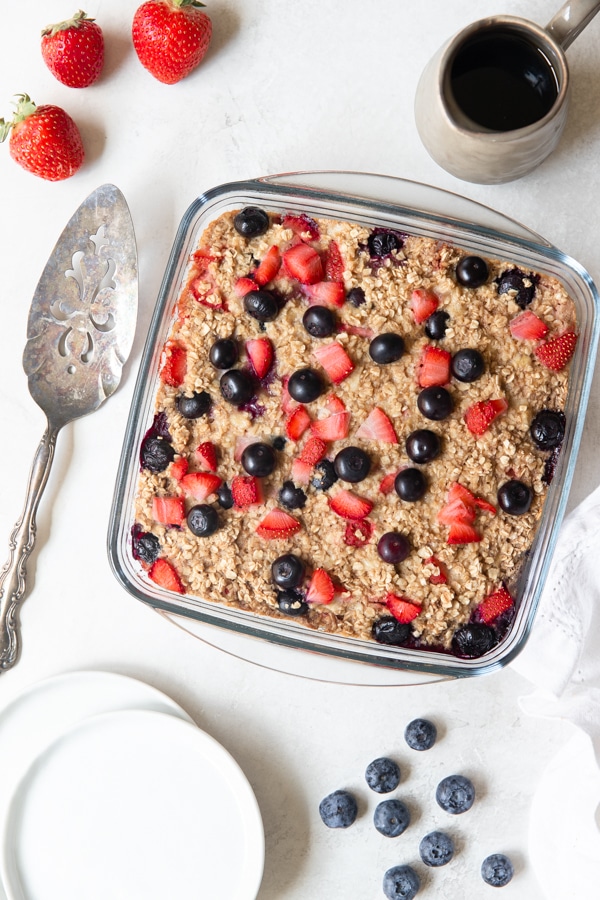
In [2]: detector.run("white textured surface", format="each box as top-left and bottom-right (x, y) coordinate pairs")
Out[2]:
(1, 1), (600, 898)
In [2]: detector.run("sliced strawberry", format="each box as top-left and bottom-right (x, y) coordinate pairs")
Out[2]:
(290, 458), (313, 485)
(313, 341), (354, 384)
(478, 586), (514, 623)
(473, 496), (497, 515)
(234, 276), (258, 297)
(160, 343), (187, 387)
(338, 323), (375, 339)
(282, 213), (320, 241)
(326, 393), (346, 414)
(299, 436), (327, 465)
(169, 457), (189, 481)
(464, 398), (508, 436)
(310, 412), (350, 441)
(343, 519), (373, 547)
(355, 407), (398, 444)
(254, 245), (281, 286)
(231, 475), (262, 508)
(149, 558), (184, 594)
(190, 280), (227, 311)
(255, 508), (301, 539)
(151, 496), (185, 526)
(385, 593), (421, 623)
(423, 556), (447, 585)
(410, 289), (439, 324)
(379, 471), (399, 495)
(417, 345), (451, 387)
(328, 489), (373, 520)
(306, 567), (335, 604)
(304, 281), (346, 308)
(195, 441), (218, 473)
(285, 406), (311, 440)
(447, 482), (477, 505)
(509, 310), (548, 341)
(324, 240), (344, 282)
(283, 243), (324, 284)
(534, 330), (577, 371)
(246, 337), (274, 379)
(180, 472), (222, 501)
(280, 376), (295, 415)
(447, 522), (482, 544)
(437, 497), (476, 525)
(192, 248), (218, 270)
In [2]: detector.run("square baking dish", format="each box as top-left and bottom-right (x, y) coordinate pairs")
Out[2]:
(108, 171), (599, 679)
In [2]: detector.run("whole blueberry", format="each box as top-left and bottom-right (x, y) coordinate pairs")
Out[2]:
(372, 616), (411, 646)
(187, 504), (219, 537)
(244, 289), (279, 322)
(271, 553), (305, 589)
(272, 436), (287, 451)
(302, 305), (336, 338)
(373, 799), (410, 837)
(334, 446), (371, 483)
(347, 286), (366, 307)
(219, 370), (255, 406)
(279, 480), (307, 510)
(456, 255), (489, 287)
(497, 480), (533, 516)
(452, 623), (497, 658)
(288, 367), (324, 403)
(383, 865), (420, 900)
(481, 853), (514, 887)
(377, 532), (411, 564)
(216, 483), (234, 509)
(209, 338), (239, 370)
(496, 267), (539, 308)
(369, 332), (405, 364)
(131, 527), (160, 565)
(419, 831), (455, 867)
(405, 429), (440, 464)
(436, 774), (475, 814)
(311, 459), (338, 491)
(368, 229), (402, 258)
(425, 309), (450, 340)
(404, 718), (437, 751)
(529, 409), (565, 450)
(276, 590), (309, 617)
(319, 789), (358, 829)
(417, 386), (453, 421)
(176, 391), (211, 419)
(395, 468), (427, 502)
(241, 441), (276, 478)
(451, 348), (485, 382)
(140, 435), (175, 472)
(233, 206), (270, 238)
(365, 757), (400, 793)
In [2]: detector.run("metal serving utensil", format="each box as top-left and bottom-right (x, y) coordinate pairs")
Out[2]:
(0, 184), (137, 671)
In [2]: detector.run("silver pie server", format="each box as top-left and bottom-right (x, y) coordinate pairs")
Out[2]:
(0, 184), (138, 671)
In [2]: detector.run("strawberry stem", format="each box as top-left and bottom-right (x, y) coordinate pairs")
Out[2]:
(41, 9), (94, 37)
(0, 94), (37, 143)
(169, 0), (207, 8)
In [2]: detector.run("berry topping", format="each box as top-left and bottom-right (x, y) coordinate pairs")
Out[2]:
(306, 568), (335, 604)
(333, 446), (371, 483)
(279, 480), (307, 510)
(405, 428), (440, 463)
(245, 337), (274, 379)
(231, 474), (262, 508)
(311, 459), (338, 491)
(436, 774), (475, 814)
(240, 441), (276, 478)
(404, 718), (437, 751)
(131, 526), (160, 566)
(219, 370), (255, 406)
(346, 286), (366, 307)
(452, 623), (497, 658)
(355, 407), (398, 444)
(478, 586), (514, 624)
(456, 255), (489, 287)
(383, 866), (420, 900)
(464, 398), (508, 435)
(373, 799), (410, 837)
(152, 496), (185, 526)
(377, 532), (411, 564)
(256, 509), (301, 539)
(543, 446), (561, 485)
(195, 441), (218, 472)
(419, 831), (454, 867)
(304, 281), (346, 308)
(529, 409), (565, 450)
(424, 555), (447, 584)
(310, 409), (350, 441)
(271, 553), (305, 589)
(176, 390), (211, 419)
(496, 267), (539, 308)
(386, 593), (421, 623)
(481, 854), (514, 887)
(365, 757), (400, 793)
(253, 245), (281, 286)
(497, 479), (533, 515)
(283, 243), (324, 284)
(234, 276), (258, 298)
(285, 405), (311, 440)
(313, 342), (355, 384)
(424, 309), (450, 340)
(180, 472), (222, 501)
(276, 589), (309, 617)
(417, 386), (453, 421)
(509, 309), (548, 341)
(367, 228), (403, 259)
(302, 305), (337, 337)
(395, 468), (427, 502)
(324, 240), (344, 281)
(209, 338), (238, 370)
(187, 504), (219, 537)
(410, 288), (439, 324)
(282, 213), (320, 241)
(233, 206), (270, 238)
(417, 345), (451, 387)
(298, 437), (328, 466)
(160, 343), (187, 387)
(319, 790), (357, 829)
(149, 558), (184, 594)
(368, 332), (405, 364)
(328, 489), (373, 520)
(216, 483), (234, 509)
(287, 367), (324, 403)
(451, 348), (485, 382)
(244, 289), (279, 323)
(140, 435), (175, 472)
(534, 330), (577, 370)
(343, 519), (374, 547)
(372, 616), (411, 646)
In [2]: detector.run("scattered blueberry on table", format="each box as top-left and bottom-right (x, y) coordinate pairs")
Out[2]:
(404, 718), (437, 751)
(481, 853), (514, 887)
(382, 865), (420, 900)
(365, 757), (401, 793)
(419, 830), (455, 867)
(373, 798), (411, 837)
(436, 774), (476, 814)
(319, 789), (358, 829)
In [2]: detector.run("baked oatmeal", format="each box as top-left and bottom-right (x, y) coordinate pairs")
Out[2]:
(131, 206), (577, 659)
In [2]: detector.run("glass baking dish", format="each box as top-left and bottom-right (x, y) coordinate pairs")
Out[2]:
(107, 171), (599, 680)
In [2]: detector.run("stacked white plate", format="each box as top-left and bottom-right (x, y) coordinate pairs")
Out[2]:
(0, 671), (264, 900)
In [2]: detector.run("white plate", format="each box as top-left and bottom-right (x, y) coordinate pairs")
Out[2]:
(1, 708), (264, 900)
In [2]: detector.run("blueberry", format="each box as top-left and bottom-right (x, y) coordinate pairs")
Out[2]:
(216, 483), (234, 509)
(369, 332), (405, 364)
(419, 831), (454, 867)
(368, 229), (403, 259)
(404, 718), (437, 751)
(333, 446), (371, 483)
(417, 386), (453, 420)
(271, 553), (305, 589)
(530, 409), (565, 450)
(287, 367), (324, 404)
(452, 623), (497, 658)
(279, 480), (307, 510)
(319, 789), (358, 829)
(436, 774), (475, 814)
(365, 757), (400, 793)
(241, 441), (276, 478)
(311, 459), (338, 491)
(481, 853), (514, 887)
(244, 289), (279, 322)
(219, 370), (255, 406)
(272, 436), (286, 451)
(497, 480), (533, 516)
(176, 391), (211, 419)
(451, 348), (485, 382)
(373, 799), (410, 837)
(496, 267), (539, 308)
(405, 429), (440, 463)
(140, 435), (175, 472)
(233, 206), (270, 238)
(377, 532), (411, 564)
(302, 305), (336, 338)
(372, 616), (411, 646)
(456, 255), (489, 287)
(209, 338), (238, 370)
(395, 468), (427, 502)
(425, 309), (450, 340)
(347, 286), (366, 307)
(276, 589), (309, 617)
(131, 526), (160, 565)
(187, 504), (219, 537)
(382, 865), (420, 900)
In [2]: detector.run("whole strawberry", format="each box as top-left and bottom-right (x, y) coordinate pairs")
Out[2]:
(0, 94), (84, 181)
(41, 10), (104, 88)
(132, 0), (212, 84)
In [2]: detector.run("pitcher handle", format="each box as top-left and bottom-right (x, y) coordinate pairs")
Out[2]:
(546, 0), (600, 50)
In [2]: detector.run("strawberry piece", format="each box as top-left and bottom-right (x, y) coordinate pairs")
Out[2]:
(310, 412), (350, 441)
(447, 522), (482, 545)
(299, 437), (327, 465)
(410, 289), (439, 324)
(283, 243), (324, 284)
(0, 94), (84, 182)
(285, 406), (311, 440)
(132, 0), (212, 85)
(149, 558), (184, 594)
(437, 497), (476, 526)
(195, 441), (218, 473)
(446, 482), (477, 505)
(379, 472), (399, 495)
(304, 281), (346, 308)
(326, 394), (346, 414)
(324, 241), (344, 282)
(343, 519), (374, 547)
(417, 345), (451, 387)
(246, 337), (274, 379)
(282, 213), (320, 241)
(192, 248), (218, 269)
(355, 407), (398, 444)
(151, 496), (185, 526)
(509, 310), (548, 341)
(328, 489), (373, 520)
(41, 10), (104, 88)
(254, 245), (281, 286)
(280, 376), (295, 415)
(190, 279), (227, 311)
(464, 398), (508, 436)
(290, 458), (313, 485)
(180, 472), (222, 501)
(169, 457), (189, 481)
(385, 593), (421, 623)
(478, 586), (514, 623)
(474, 496), (497, 515)
(234, 435), (259, 462)
(424, 556), (448, 585)
(231, 475), (262, 508)
(534, 330), (578, 371)
(159, 342), (187, 387)
(313, 342), (354, 384)
(234, 276), (258, 297)
(306, 568), (335, 604)
(338, 323), (375, 339)
(255, 508), (301, 539)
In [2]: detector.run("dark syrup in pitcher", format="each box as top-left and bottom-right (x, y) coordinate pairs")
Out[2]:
(450, 30), (559, 131)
